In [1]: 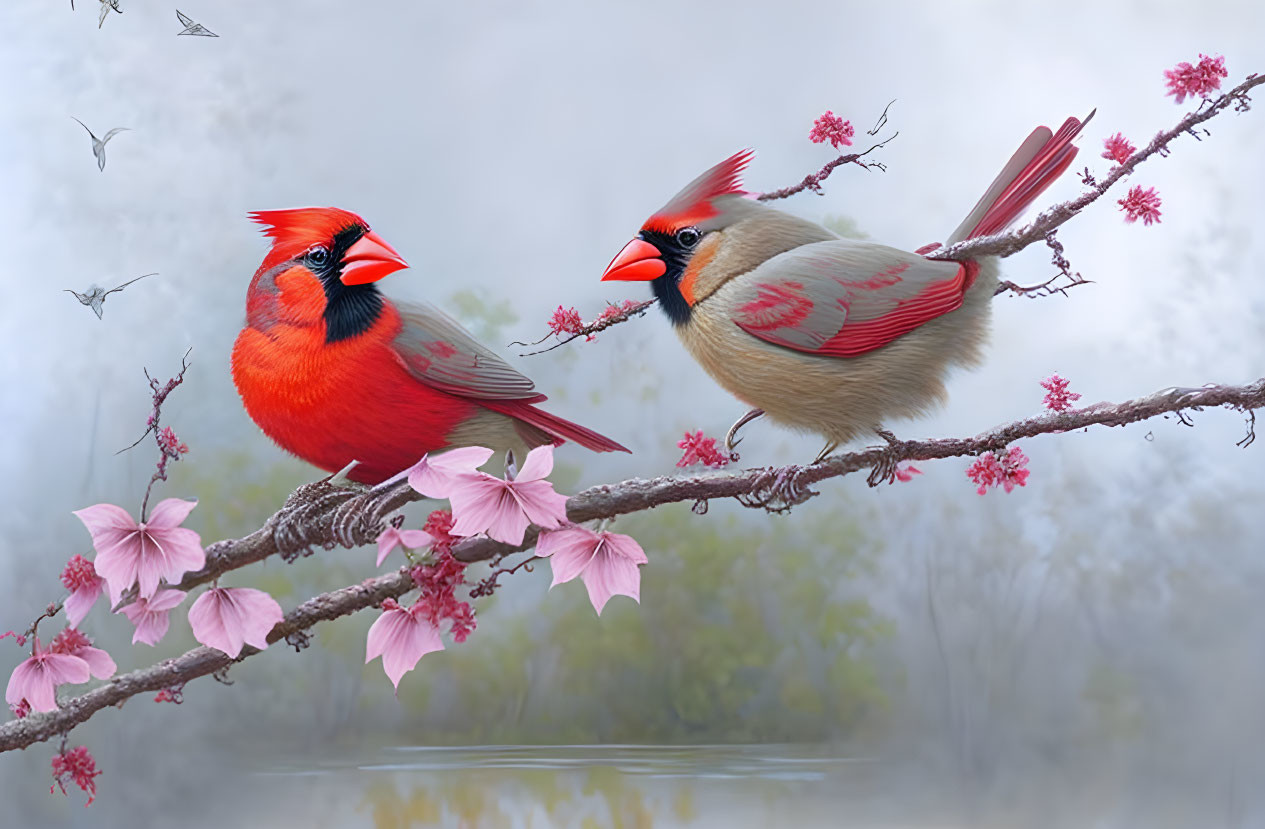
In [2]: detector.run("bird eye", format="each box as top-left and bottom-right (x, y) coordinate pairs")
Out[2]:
(306, 246), (330, 267)
(675, 227), (701, 248)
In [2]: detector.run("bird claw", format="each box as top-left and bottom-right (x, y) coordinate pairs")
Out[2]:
(812, 441), (839, 465)
(865, 428), (904, 487)
(725, 408), (765, 454)
(737, 463), (817, 513)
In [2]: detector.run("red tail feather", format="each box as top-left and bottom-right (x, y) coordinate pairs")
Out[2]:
(482, 400), (631, 454)
(967, 114), (1092, 240)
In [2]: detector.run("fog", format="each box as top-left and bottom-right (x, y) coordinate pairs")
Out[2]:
(1, 1), (1263, 826)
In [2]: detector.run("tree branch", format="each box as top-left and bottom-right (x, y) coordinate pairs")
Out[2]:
(447, 377), (1265, 562)
(0, 570), (415, 753)
(6, 375), (1262, 753)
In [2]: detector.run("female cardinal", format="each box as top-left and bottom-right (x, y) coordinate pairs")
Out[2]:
(232, 207), (628, 484)
(602, 115), (1090, 459)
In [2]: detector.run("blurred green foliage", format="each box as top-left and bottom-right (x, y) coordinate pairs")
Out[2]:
(389, 505), (889, 744)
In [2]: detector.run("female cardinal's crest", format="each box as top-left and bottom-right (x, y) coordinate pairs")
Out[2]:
(643, 149), (754, 232)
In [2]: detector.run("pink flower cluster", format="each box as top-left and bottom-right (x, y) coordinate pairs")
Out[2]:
(596, 299), (642, 325)
(51, 745), (101, 805)
(547, 305), (584, 337)
(676, 431), (731, 468)
(1118, 185), (1162, 225)
(409, 511), (476, 643)
(1040, 374), (1082, 413)
(1101, 133), (1136, 165)
(809, 110), (855, 150)
(6, 629), (115, 714)
(1164, 53), (1228, 103)
(365, 444), (650, 689)
(966, 446), (1031, 495)
(157, 426), (189, 456)
(60, 555), (104, 627)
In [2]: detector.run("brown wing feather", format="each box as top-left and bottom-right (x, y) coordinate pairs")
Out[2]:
(391, 302), (541, 401)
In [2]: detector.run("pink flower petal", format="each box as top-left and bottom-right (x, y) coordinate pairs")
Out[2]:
(188, 587), (284, 658)
(407, 447), (495, 499)
(511, 480), (569, 531)
(145, 498), (198, 530)
(599, 531), (648, 565)
(64, 583), (102, 628)
(448, 476), (515, 537)
(375, 527), (434, 567)
(71, 646), (116, 680)
(580, 544), (644, 615)
(515, 445), (555, 482)
(119, 589), (186, 646)
(72, 504), (140, 562)
(537, 526), (601, 586)
(147, 526), (205, 587)
(365, 604), (444, 689)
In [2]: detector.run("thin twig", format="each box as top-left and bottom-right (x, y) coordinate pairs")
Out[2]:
(757, 132), (899, 201)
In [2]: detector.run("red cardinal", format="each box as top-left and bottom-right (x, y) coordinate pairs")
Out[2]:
(602, 114), (1091, 458)
(232, 207), (628, 484)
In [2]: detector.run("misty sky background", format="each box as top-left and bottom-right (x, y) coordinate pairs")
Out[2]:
(1, 1), (1264, 826)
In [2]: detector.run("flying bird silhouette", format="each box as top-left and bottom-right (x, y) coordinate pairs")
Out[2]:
(71, 117), (128, 172)
(176, 10), (218, 37)
(97, 0), (121, 28)
(64, 273), (157, 319)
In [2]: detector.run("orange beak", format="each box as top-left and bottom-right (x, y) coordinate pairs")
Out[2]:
(601, 237), (667, 282)
(340, 230), (408, 285)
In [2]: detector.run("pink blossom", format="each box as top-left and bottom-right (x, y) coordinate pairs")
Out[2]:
(447, 445), (569, 545)
(536, 525), (648, 615)
(375, 526), (434, 567)
(893, 463), (922, 483)
(1101, 133), (1136, 165)
(409, 535), (476, 643)
(51, 745), (101, 805)
(406, 446), (495, 500)
(595, 299), (642, 326)
(365, 597), (444, 688)
(49, 628), (115, 680)
(9, 699), (29, 719)
(157, 426), (189, 455)
(73, 499), (205, 606)
(676, 430), (731, 468)
(61, 555), (104, 627)
(547, 305), (584, 336)
(118, 588), (187, 646)
(5, 638), (90, 713)
(188, 587), (284, 658)
(1164, 53), (1228, 103)
(966, 446), (1031, 495)
(1040, 374), (1082, 412)
(809, 110), (855, 150)
(154, 684), (185, 704)
(1118, 186), (1162, 226)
